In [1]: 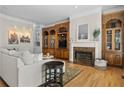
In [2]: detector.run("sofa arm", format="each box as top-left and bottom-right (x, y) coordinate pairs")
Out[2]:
(18, 62), (43, 87)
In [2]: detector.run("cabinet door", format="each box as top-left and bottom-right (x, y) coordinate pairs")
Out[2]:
(43, 31), (49, 48)
(60, 50), (64, 59)
(114, 29), (121, 51)
(49, 49), (55, 56)
(105, 52), (122, 66)
(63, 50), (69, 59)
(113, 54), (122, 66)
(106, 29), (113, 50)
(55, 50), (61, 58)
(106, 28), (122, 51)
(104, 53), (113, 65)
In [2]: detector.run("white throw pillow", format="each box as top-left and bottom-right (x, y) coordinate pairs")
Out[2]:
(9, 50), (16, 55)
(9, 50), (22, 58)
(33, 53), (43, 63)
(1, 48), (10, 54)
(23, 51), (34, 65)
(33, 54), (38, 62)
(38, 53), (43, 61)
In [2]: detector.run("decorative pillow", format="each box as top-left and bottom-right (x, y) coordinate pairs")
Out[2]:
(0, 48), (10, 54)
(33, 54), (39, 63)
(23, 51), (34, 65)
(9, 50), (16, 55)
(8, 50), (22, 58)
(33, 53), (43, 63)
(38, 53), (43, 61)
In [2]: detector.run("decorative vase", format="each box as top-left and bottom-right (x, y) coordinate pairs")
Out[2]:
(93, 28), (100, 41)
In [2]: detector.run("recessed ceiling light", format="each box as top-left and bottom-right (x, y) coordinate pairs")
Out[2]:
(74, 6), (78, 9)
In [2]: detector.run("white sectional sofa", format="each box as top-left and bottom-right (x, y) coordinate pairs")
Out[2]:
(0, 49), (65, 87)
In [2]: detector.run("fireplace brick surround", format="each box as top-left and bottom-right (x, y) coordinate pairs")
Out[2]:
(73, 47), (95, 66)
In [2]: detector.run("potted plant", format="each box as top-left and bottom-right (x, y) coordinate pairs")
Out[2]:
(93, 28), (100, 41)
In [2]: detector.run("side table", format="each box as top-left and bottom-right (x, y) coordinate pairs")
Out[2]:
(44, 61), (64, 87)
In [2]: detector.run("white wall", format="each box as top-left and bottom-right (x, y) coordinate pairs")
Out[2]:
(0, 18), (3, 47)
(69, 8), (102, 62)
(0, 13), (35, 52)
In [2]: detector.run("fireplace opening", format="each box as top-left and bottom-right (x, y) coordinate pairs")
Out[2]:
(73, 47), (95, 66)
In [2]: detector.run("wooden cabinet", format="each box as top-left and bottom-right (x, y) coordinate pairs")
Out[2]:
(102, 11), (124, 67)
(104, 52), (122, 66)
(55, 49), (69, 59)
(42, 21), (69, 60)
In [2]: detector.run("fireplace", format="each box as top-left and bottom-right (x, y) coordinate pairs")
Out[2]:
(73, 47), (95, 66)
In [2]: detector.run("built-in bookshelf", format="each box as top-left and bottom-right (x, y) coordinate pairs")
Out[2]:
(102, 11), (124, 67)
(42, 21), (69, 59)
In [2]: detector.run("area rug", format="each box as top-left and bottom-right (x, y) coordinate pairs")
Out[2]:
(63, 63), (82, 85)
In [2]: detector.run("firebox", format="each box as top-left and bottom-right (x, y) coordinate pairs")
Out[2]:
(73, 47), (95, 66)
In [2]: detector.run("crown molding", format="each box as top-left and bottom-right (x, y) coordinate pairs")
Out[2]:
(69, 7), (102, 20)
(43, 19), (69, 28)
(102, 6), (124, 14)
(0, 13), (35, 25)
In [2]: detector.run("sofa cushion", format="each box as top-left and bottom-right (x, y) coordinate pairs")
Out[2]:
(23, 51), (34, 65)
(17, 58), (24, 67)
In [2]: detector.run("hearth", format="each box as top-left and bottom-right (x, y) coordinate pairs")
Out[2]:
(73, 47), (95, 66)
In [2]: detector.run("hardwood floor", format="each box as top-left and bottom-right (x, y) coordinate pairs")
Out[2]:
(0, 62), (124, 87)
(65, 63), (124, 87)
(0, 78), (7, 87)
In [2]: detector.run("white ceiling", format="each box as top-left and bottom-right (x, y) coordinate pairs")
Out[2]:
(0, 5), (117, 25)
